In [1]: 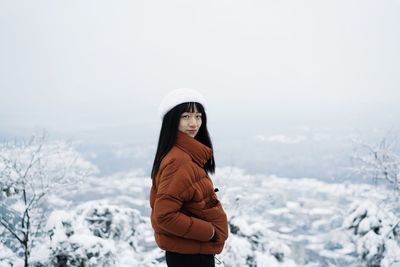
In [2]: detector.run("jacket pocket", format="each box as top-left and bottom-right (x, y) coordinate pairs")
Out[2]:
(202, 203), (229, 243)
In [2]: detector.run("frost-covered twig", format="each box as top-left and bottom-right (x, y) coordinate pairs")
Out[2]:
(386, 218), (400, 238)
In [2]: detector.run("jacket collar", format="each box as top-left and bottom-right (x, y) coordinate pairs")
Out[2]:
(175, 131), (212, 167)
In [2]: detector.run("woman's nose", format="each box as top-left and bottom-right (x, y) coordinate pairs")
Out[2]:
(188, 116), (197, 126)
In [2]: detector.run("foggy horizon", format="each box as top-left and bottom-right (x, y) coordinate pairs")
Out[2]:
(1, 0), (399, 179)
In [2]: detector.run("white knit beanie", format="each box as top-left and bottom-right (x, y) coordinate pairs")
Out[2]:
(158, 88), (207, 119)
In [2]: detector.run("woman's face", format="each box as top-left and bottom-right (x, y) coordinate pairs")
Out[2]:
(178, 106), (202, 138)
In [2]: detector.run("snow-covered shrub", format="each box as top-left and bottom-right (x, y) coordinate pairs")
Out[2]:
(222, 234), (254, 267)
(221, 216), (296, 267)
(31, 202), (161, 266)
(48, 238), (117, 267)
(221, 232), (296, 267)
(343, 201), (400, 267)
(80, 204), (143, 241)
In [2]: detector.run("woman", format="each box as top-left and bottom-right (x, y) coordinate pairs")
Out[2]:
(150, 88), (229, 267)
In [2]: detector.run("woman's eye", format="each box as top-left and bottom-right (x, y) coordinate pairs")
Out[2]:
(196, 115), (202, 119)
(182, 115), (189, 119)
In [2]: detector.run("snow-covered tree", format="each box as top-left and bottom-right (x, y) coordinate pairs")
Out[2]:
(352, 135), (400, 191)
(0, 134), (97, 267)
(348, 134), (400, 266)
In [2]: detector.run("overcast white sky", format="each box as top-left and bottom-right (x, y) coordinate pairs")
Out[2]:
(1, 0), (399, 140)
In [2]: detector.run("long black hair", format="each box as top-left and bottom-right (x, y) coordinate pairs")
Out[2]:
(151, 102), (215, 179)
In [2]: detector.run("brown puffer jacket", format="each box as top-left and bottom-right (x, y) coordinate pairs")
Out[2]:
(150, 131), (228, 254)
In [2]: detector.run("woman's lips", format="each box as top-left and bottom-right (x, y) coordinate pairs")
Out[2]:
(187, 130), (197, 134)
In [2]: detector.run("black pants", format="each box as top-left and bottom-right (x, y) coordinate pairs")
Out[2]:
(165, 251), (215, 267)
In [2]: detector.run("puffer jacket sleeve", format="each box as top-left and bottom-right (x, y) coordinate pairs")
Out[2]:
(154, 159), (214, 242)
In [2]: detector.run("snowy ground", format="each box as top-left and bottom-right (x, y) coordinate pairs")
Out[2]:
(2, 167), (399, 266)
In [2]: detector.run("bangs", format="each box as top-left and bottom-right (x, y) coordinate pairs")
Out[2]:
(182, 102), (204, 113)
